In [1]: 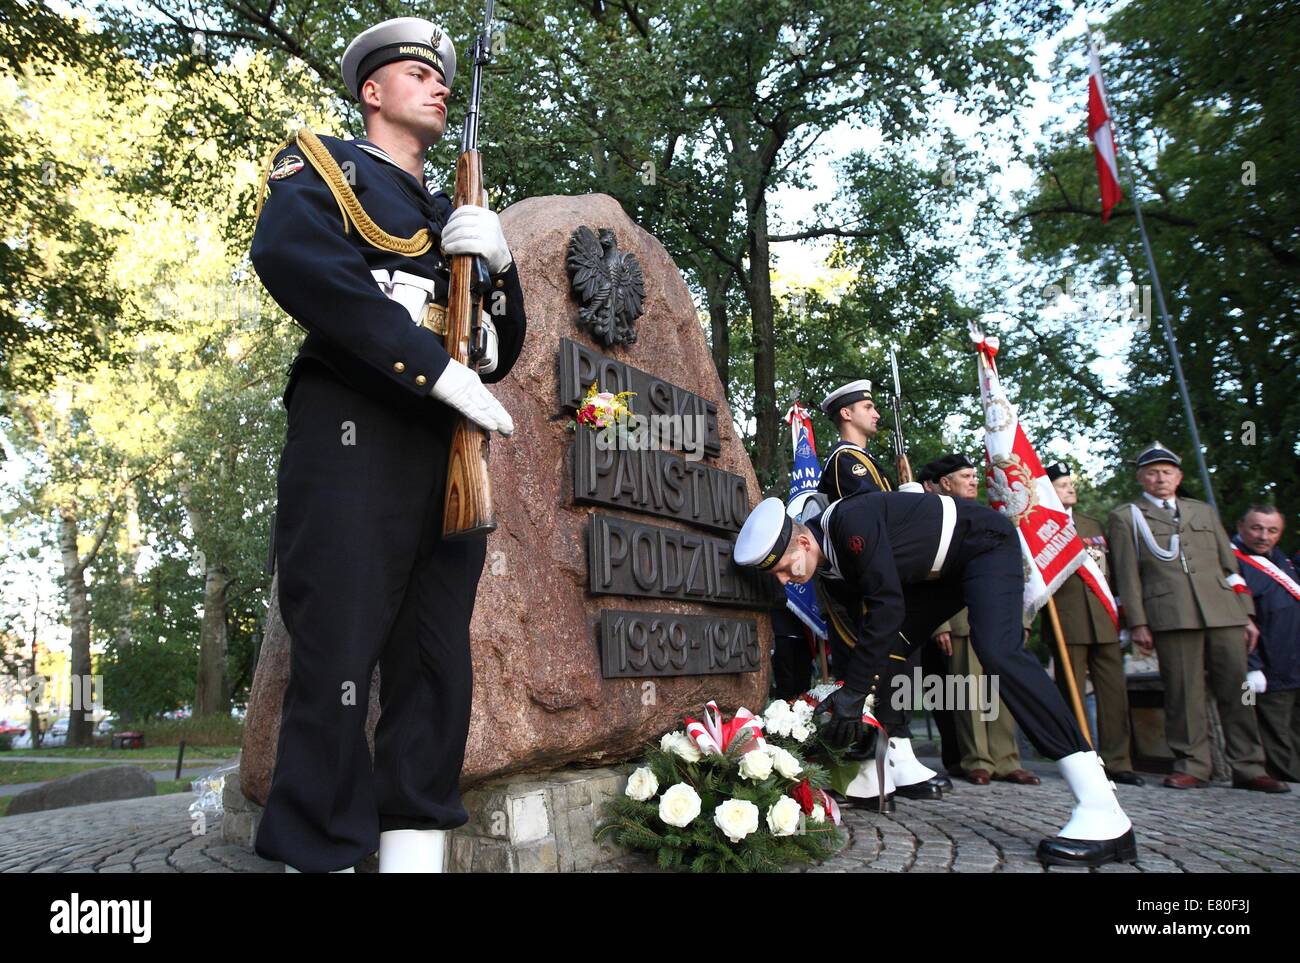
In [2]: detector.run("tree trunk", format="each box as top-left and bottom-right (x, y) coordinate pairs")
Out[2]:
(746, 192), (780, 492)
(194, 563), (231, 716)
(116, 483), (141, 650)
(57, 506), (94, 748)
(180, 473), (231, 718)
(704, 266), (733, 396)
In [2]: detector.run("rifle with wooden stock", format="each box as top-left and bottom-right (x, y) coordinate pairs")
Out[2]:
(443, 0), (498, 538)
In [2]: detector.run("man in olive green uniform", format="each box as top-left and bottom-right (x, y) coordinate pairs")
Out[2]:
(1044, 461), (1142, 785)
(1107, 443), (1287, 792)
(925, 454), (1039, 786)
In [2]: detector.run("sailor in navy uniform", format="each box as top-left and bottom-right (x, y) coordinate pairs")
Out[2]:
(250, 17), (525, 873)
(735, 493), (1138, 867)
(811, 380), (945, 800)
(816, 380), (896, 499)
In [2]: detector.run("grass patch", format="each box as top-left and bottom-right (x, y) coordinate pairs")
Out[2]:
(9, 744), (240, 761)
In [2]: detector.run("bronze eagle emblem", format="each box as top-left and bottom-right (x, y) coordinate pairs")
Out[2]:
(565, 226), (646, 348)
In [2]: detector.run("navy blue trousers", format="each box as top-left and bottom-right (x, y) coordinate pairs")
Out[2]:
(874, 533), (1089, 762)
(254, 360), (486, 873)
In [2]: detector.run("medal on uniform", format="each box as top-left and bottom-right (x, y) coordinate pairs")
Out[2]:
(270, 154), (305, 180)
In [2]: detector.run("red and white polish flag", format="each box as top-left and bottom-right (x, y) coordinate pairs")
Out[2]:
(970, 325), (1119, 625)
(1088, 39), (1124, 224)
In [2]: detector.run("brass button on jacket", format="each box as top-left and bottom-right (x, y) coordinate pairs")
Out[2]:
(393, 361), (406, 373)
(415, 374), (427, 386)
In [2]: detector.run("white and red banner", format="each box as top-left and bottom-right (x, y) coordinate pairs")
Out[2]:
(970, 325), (1119, 625)
(1088, 38), (1124, 224)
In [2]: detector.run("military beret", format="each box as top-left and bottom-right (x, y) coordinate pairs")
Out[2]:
(929, 453), (976, 479)
(819, 379), (873, 417)
(735, 497), (794, 571)
(1045, 461), (1072, 482)
(342, 17), (457, 102)
(1134, 441), (1181, 469)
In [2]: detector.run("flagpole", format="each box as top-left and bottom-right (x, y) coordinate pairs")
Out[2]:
(1046, 597), (1094, 750)
(1088, 27), (1219, 514)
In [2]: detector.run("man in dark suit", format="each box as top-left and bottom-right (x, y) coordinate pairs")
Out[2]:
(250, 16), (528, 873)
(1234, 505), (1300, 781)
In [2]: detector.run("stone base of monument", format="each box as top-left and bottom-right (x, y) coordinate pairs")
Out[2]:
(221, 757), (640, 873)
(448, 765), (635, 873)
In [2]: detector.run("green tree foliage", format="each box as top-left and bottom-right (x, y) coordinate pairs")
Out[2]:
(1012, 0), (1299, 547)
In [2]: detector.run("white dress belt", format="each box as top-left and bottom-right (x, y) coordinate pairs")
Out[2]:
(929, 495), (957, 578)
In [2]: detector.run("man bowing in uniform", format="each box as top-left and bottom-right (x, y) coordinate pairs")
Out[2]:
(250, 16), (527, 873)
(811, 380), (948, 803)
(735, 491), (1138, 867)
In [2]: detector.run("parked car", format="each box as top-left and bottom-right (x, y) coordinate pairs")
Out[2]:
(0, 719), (29, 737)
(43, 718), (69, 747)
(9, 729), (33, 749)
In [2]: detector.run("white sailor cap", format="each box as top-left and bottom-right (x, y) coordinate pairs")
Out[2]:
(1134, 441), (1181, 469)
(341, 17), (457, 102)
(820, 379), (873, 417)
(735, 497), (794, 571)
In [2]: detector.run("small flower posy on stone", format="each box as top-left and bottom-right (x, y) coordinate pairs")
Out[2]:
(576, 381), (635, 430)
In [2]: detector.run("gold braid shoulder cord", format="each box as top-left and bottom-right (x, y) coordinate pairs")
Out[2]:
(253, 126), (433, 257)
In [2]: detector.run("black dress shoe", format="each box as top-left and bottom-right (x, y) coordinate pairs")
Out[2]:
(929, 774), (953, 792)
(895, 780), (943, 801)
(1037, 829), (1138, 868)
(1111, 771), (1145, 786)
(844, 792), (896, 813)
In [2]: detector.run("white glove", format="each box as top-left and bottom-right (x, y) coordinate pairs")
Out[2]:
(441, 204), (512, 275)
(898, 481), (924, 493)
(1246, 670), (1267, 695)
(429, 359), (513, 436)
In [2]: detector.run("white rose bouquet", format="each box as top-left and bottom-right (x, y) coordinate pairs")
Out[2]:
(763, 684), (883, 800)
(598, 699), (844, 872)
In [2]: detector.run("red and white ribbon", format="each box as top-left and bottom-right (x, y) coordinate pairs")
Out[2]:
(968, 325), (1000, 359)
(684, 700), (767, 755)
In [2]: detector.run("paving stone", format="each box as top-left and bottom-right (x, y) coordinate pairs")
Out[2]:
(1, 758), (1296, 874)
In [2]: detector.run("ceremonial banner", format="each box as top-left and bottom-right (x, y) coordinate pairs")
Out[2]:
(971, 325), (1118, 624)
(1088, 37), (1124, 224)
(783, 402), (827, 639)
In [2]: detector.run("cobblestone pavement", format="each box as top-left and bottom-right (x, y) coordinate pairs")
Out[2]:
(808, 761), (1300, 874)
(0, 761), (1295, 873)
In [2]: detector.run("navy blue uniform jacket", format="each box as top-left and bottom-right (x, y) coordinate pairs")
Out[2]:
(1234, 536), (1300, 691)
(251, 134), (526, 411)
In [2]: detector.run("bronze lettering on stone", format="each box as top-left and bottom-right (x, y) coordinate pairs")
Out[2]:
(599, 610), (761, 677)
(572, 430), (748, 533)
(587, 513), (777, 608)
(558, 337), (721, 459)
